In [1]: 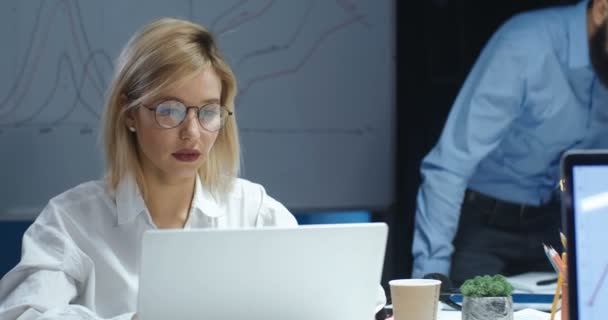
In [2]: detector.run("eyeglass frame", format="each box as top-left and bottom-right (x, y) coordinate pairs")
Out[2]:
(139, 98), (233, 132)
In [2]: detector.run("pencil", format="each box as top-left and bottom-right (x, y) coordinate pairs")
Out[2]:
(560, 232), (567, 251)
(543, 244), (561, 273)
(550, 273), (562, 320)
(548, 245), (567, 275)
(561, 252), (569, 320)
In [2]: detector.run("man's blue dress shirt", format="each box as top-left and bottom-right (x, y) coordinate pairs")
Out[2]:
(412, 0), (608, 278)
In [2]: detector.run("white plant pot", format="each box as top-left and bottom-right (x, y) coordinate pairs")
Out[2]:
(462, 296), (513, 320)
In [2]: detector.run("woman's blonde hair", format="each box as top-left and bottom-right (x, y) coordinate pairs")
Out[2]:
(102, 17), (240, 199)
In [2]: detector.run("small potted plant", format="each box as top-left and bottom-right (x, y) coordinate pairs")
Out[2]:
(460, 275), (514, 320)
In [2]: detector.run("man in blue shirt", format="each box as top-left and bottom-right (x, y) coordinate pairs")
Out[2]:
(412, 0), (608, 284)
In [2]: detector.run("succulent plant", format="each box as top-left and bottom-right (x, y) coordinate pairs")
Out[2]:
(460, 275), (514, 297)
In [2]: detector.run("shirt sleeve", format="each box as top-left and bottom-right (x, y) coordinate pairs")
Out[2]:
(0, 202), (135, 320)
(411, 20), (531, 278)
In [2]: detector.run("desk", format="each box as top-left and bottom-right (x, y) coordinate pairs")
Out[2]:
(437, 310), (461, 320)
(437, 308), (556, 320)
(386, 307), (555, 320)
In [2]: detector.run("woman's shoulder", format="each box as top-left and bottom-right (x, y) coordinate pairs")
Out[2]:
(42, 179), (112, 223)
(225, 178), (267, 204)
(231, 178), (264, 193)
(226, 178), (283, 210)
(228, 178), (297, 226)
(49, 180), (108, 208)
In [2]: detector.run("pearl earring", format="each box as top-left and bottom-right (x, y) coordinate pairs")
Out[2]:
(129, 127), (136, 132)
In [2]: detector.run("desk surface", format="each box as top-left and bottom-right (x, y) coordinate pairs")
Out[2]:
(387, 307), (555, 320)
(437, 308), (556, 320)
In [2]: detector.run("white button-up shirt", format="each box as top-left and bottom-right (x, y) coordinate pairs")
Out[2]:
(0, 175), (386, 319)
(0, 175), (301, 319)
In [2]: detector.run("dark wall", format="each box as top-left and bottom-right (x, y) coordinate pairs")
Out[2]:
(389, 0), (581, 285)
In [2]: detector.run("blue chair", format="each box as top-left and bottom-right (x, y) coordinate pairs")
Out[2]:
(0, 221), (32, 277)
(295, 211), (371, 225)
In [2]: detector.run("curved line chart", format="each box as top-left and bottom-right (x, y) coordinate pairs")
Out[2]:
(235, 1), (314, 70)
(0, 0), (395, 218)
(238, 13), (366, 98)
(0, 0), (386, 136)
(0, 0), (112, 125)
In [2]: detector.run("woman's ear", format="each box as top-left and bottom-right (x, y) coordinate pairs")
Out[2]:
(121, 94), (137, 131)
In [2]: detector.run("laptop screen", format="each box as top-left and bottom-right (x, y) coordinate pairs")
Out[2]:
(563, 151), (608, 320)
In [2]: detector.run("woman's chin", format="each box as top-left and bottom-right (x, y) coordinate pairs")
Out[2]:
(169, 167), (201, 180)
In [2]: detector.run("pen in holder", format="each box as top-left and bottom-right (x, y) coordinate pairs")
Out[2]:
(544, 242), (568, 320)
(560, 252), (568, 320)
(560, 232), (568, 320)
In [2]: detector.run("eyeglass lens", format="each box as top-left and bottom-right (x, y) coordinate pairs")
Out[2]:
(154, 100), (227, 131)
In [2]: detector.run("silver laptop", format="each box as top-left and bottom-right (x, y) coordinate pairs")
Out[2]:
(561, 150), (608, 320)
(138, 223), (388, 320)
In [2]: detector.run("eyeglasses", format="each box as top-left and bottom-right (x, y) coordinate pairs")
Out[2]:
(142, 100), (233, 131)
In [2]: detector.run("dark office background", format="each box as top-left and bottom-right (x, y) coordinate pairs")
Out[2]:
(0, 0), (583, 291)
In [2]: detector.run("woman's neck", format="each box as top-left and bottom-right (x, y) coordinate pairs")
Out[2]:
(143, 173), (196, 229)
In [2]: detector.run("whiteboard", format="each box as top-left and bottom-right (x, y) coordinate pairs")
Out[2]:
(0, 0), (394, 218)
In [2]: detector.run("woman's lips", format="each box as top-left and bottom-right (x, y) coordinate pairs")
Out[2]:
(172, 149), (200, 162)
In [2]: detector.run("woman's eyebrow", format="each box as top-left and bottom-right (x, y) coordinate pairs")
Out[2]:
(158, 96), (220, 106)
(198, 98), (221, 105)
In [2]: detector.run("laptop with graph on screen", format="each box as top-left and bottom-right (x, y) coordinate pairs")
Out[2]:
(561, 150), (608, 320)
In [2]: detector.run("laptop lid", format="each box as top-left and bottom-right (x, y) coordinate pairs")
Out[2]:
(561, 150), (608, 320)
(138, 222), (388, 320)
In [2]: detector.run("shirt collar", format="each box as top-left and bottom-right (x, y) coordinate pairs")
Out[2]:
(568, 0), (591, 68)
(190, 174), (224, 218)
(115, 174), (225, 225)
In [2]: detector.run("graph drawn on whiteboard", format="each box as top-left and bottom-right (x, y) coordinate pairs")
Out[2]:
(0, 0), (395, 218)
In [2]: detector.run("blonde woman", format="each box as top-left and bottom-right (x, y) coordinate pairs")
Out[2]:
(0, 18), (300, 319)
(0, 18), (385, 319)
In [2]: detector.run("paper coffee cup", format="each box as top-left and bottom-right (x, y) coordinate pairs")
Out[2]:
(389, 279), (441, 320)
